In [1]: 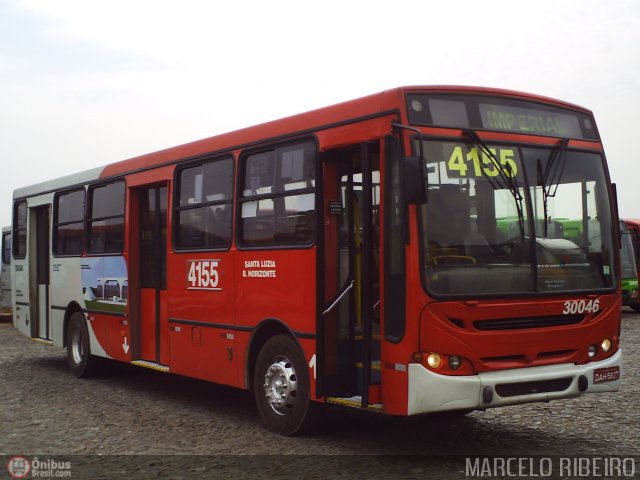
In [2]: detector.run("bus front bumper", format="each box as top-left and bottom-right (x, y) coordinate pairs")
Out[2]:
(407, 349), (622, 415)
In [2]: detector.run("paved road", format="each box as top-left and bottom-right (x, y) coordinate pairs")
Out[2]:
(1, 309), (638, 478)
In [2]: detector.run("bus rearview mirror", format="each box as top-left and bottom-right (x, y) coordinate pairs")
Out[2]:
(403, 156), (428, 204)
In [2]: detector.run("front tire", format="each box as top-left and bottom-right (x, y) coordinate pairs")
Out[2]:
(66, 312), (102, 378)
(253, 335), (312, 435)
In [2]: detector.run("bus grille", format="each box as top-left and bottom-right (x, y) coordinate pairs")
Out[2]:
(474, 315), (583, 331)
(495, 377), (573, 397)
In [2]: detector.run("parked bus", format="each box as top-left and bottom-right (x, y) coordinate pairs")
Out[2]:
(622, 219), (640, 311)
(12, 86), (622, 434)
(1, 226), (11, 317)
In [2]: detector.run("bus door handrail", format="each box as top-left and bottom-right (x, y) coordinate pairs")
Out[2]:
(322, 280), (354, 316)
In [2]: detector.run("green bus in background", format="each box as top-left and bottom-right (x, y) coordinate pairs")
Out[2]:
(621, 220), (640, 311)
(496, 216), (639, 311)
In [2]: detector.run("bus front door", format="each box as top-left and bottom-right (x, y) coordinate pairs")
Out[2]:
(29, 206), (50, 340)
(319, 143), (380, 406)
(136, 185), (168, 366)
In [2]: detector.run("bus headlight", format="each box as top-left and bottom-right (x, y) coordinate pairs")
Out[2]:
(427, 352), (442, 369)
(588, 345), (598, 358)
(601, 338), (612, 353)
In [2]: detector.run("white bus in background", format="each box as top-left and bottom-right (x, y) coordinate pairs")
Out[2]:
(1, 226), (12, 318)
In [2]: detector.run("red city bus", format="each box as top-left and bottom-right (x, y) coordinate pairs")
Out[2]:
(12, 86), (622, 434)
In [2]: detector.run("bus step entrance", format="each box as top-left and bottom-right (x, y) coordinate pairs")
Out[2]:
(131, 360), (169, 373)
(326, 386), (382, 410)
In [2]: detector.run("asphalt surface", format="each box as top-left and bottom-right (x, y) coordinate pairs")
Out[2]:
(1, 309), (638, 479)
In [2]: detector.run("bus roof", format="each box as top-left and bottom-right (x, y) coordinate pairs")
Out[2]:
(13, 166), (105, 200)
(13, 85), (594, 200)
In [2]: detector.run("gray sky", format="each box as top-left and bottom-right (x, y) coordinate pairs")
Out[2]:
(1, 0), (639, 227)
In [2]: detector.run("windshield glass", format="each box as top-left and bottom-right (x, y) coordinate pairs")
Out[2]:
(418, 139), (615, 296)
(621, 223), (638, 279)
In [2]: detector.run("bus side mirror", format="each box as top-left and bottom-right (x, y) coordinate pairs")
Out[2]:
(612, 183), (621, 249)
(403, 156), (428, 204)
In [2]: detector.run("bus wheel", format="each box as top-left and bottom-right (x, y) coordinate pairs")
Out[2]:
(253, 335), (311, 435)
(66, 312), (101, 378)
(631, 304), (640, 312)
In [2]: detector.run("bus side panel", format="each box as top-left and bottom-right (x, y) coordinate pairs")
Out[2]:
(235, 248), (317, 393)
(12, 257), (30, 338)
(80, 256), (128, 359)
(50, 257), (83, 347)
(236, 249), (316, 335)
(84, 313), (107, 357)
(105, 315), (131, 362)
(167, 250), (241, 387)
(169, 323), (237, 386)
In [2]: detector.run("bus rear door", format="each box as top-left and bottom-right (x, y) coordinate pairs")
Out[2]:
(30, 206), (50, 340)
(130, 184), (169, 366)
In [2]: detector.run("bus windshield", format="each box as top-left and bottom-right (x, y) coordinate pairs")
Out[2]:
(418, 139), (615, 296)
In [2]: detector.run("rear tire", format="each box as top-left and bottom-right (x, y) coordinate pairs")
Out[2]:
(253, 335), (312, 435)
(631, 304), (640, 312)
(66, 312), (102, 378)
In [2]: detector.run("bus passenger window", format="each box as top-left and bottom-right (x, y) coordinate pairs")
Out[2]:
(87, 181), (125, 254)
(54, 188), (85, 256)
(174, 156), (233, 250)
(12, 201), (27, 259)
(1, 232), (11, 265)
(239, 141), (316, 247)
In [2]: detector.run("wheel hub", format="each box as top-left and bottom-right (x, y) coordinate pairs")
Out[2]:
(71, 328), (85, 365)
(263, 358), (297, 415)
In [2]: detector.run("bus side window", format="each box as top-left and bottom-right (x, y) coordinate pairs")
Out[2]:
(87, 181), (126, 254)
(12, 201), (27, 259)
(174, 156), (234, 250)
(53, 188), (85, 256)
(239, 141), (316, 247)
(2, 232), (11, 265)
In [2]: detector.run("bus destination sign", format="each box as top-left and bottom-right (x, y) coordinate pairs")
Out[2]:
(479, 103), (583, 138)
(406, 93), (599, 141)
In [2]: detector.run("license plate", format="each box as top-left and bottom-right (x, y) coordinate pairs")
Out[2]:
(593, 366), (620, 384)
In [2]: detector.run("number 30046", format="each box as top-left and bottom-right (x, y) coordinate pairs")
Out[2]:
(562, 299), (599, 315)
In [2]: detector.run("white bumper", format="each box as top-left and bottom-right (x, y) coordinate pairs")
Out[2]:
(407, 349), (622, 415)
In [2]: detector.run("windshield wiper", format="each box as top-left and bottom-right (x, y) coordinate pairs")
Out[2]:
(463, 129), (526, 239)
(537, 138), (569, 237)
